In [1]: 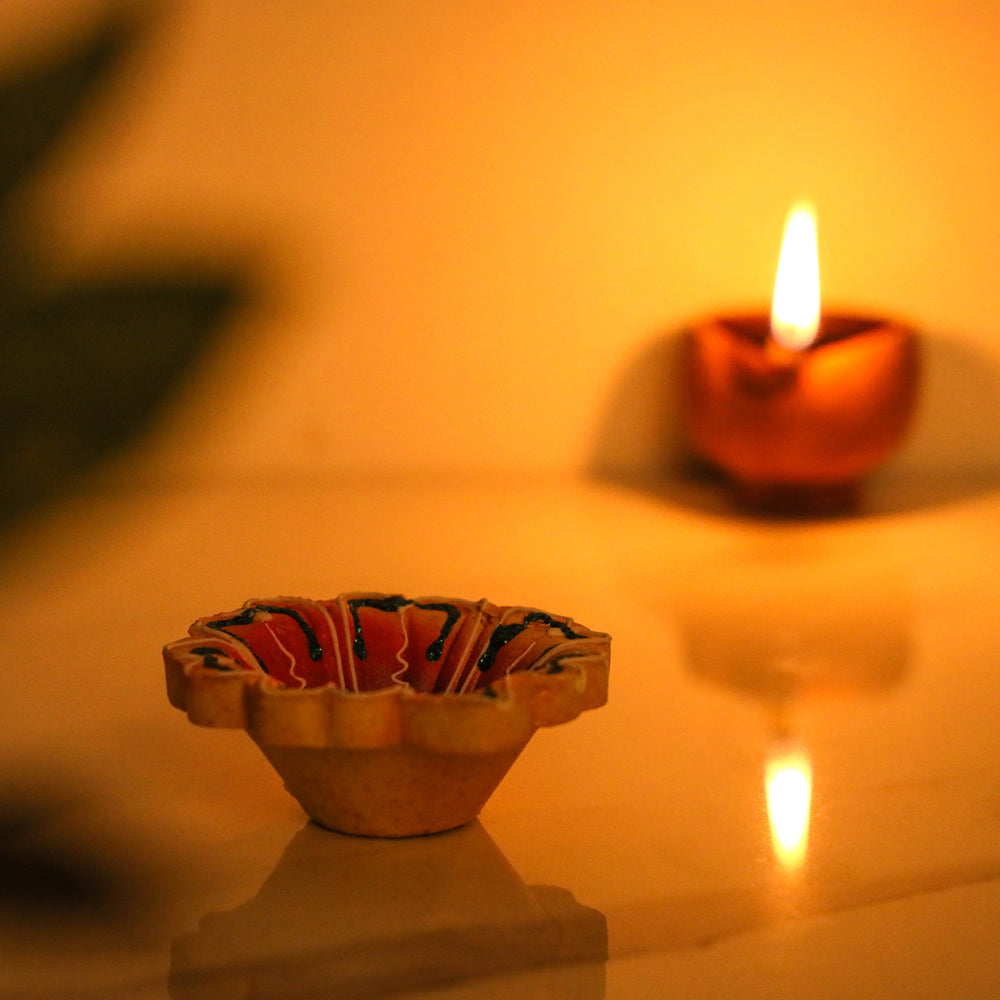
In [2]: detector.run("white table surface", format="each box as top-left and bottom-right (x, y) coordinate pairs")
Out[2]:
(2, 470), (999, 999)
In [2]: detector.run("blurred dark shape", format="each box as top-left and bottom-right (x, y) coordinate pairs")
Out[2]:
(1, 277), (238, 521)
(0, 10), (135, 205)
(0, 8), (245, 529)
(0, 788), (132, 924)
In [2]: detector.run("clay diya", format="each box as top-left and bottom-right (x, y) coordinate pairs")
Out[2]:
(679, 205), (920, 514)
(680, 313), (919, 512)
(164, 593), (610, 837)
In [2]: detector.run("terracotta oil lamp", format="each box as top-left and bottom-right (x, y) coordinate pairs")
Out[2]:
(680, 204), (919, 514)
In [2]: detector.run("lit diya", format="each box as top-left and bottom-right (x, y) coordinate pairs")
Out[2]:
(164, 593), (610, 837)
(679, 204), (920, 514)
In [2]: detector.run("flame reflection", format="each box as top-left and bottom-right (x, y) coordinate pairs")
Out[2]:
(765, 739), (812, 872)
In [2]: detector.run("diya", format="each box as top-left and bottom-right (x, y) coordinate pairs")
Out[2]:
(164, 593), (610, 837)
(679, 204), (920, 514)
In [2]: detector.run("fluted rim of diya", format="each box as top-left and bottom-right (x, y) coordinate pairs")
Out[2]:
(164, 593), (611, 754)
(679, 311), (920, 506)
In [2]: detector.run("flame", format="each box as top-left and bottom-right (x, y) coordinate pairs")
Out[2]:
(765, 740), (812, 871)
(770, 203), (820, 351)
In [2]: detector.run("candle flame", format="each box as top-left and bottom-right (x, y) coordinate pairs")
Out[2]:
(771, 203), (820, 351)
(766, 741), (812, 871)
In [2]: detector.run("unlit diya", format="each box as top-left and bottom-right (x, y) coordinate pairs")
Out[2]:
(164, 593), (610, 837)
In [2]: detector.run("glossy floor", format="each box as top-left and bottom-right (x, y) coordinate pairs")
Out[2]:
(2, 472), (999, 998)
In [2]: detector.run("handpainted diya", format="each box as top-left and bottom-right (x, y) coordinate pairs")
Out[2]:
(164, 593), (610, 837)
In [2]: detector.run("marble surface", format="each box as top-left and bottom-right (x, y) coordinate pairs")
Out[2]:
(2, 471), (1000, 999)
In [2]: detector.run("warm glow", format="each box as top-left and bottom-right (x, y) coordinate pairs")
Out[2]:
(765, 741), (812, 871)
(771, 203), (821, 351)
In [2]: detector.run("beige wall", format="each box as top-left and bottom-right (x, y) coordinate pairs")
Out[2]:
(10, 0), (1000, 479)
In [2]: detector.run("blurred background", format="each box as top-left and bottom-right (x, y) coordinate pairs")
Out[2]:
(3, 9), (1000, 992)
(3, 0), (1000, 531)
